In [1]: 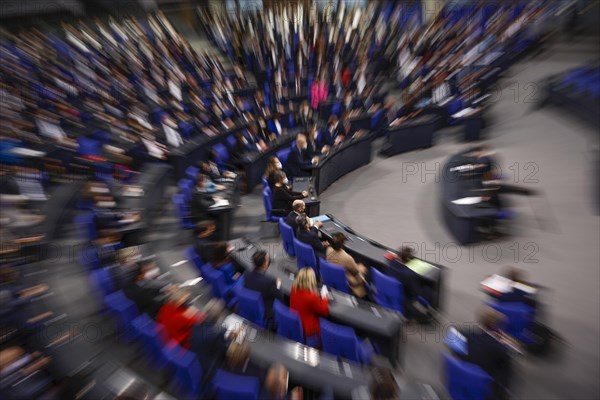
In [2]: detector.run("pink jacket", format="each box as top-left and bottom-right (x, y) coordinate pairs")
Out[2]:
(311, 81), (328, 110)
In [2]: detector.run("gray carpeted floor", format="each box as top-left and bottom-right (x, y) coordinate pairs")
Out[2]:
(231, 40), (599, 399)
(316, 42), (599, 399)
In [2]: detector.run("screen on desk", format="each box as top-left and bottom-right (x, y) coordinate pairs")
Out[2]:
(405, 258), (437, 276)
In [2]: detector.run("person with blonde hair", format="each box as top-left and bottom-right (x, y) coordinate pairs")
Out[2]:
(290, 268), (329, 338)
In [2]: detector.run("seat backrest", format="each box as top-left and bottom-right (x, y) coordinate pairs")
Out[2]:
(262, 187), (274, 220)
(320, 319), (361, 363)
(77, 136), (101, 156)
(278, 219), (296, 257)
(201, 263), (230, 299)
(80, 246), (102, 270)
(488, 302), (534, 339)
(319, 258), (350, 294)
(164, 342), (203, 397)
(75, 212), (97, 241)
(273, 300), (304, 343)
(276, 147), (292, 167)
(443, 353), (492, 400)
(89, 268), (115, 296)
(293, 238), (318, 273)
(261, 177), (269, 189)
(371, 268), (404, 314)
(235, 287), (265, 326)
(184, 246), (204, 271)
(186, 166), (200, 180)
(212, 369), (260, 400)
(212, 143), (229, 167)
(178, 179), (193, 202)
(172, 193), (188, 222)
(226, 134), (237, 149)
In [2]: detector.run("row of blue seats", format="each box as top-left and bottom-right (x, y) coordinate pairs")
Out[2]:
(278, 218), (407, 316)
(559, 65), (600, 99)
(185, 246), (376, 365)
(84, 249), (266, 399)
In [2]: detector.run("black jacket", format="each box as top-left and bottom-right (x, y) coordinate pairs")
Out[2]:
(272, 185), (303, 216)
(285, 211), (301, 233)
(296, 226), (327, 255)
(462, 327), (512, 390)
(285, 146), (312, 178)
(190, 189), (215, 222)
(243, 270), (282, 317)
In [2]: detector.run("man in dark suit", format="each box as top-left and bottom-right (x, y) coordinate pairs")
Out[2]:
(190, 174), (216, 223)
(243, 251), (282, 319)
(461, 307), (513, 400)
(285, 200), (306, 233)
(123, 260), (166, 318)
(189, 299), (230, 382)
(194, 220), (218, 264)
(285, 133), (313, 178)
(296, 214), (329, 258)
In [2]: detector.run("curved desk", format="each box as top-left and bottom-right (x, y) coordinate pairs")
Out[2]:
(169, 123), (249, 178)
(230, 239), (406, 367)
(309, 134), (374, 195)
(317, 215), (446, 310)
(380, 115), (440, 157)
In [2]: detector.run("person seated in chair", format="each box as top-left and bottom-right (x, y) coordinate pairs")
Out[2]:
(194, 220), (219, 264)
(290, 268), (329, 339)
(243, 251), (282, 320)
(496, 266), (537, 308)
(156, 289), (203, 348)
(211, 241), (240, 285)
(190, 173), (226, 223)
(285, 201), (323, 234)
(461, 307), (513, 400)
(123, 260), (167, 318)
(285, 134), (316, 178)
(264, 156), (288, 191)
(385, 246), (434, 319)
(295, 214), (329, 258)
(272, 171), (307, 217)
(326, 233), (368, 298)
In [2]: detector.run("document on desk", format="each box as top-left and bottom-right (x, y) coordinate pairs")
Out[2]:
(480, 274), (513, 295)
(210, 199), (230, 208)
(451, 197), (482, 205)
(405, 259), (437, 277)
(451, 107), (475, 119)
(312, 215), (331, 223)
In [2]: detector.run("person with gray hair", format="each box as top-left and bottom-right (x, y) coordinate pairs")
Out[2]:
(295, 213), (329, 258)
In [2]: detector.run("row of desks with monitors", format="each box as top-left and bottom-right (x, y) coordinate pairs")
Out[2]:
(229, 238), (407, 368)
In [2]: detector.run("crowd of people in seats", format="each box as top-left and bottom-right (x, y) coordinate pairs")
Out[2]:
(201, 1), (554, 139)
(0, 1), (561, 398)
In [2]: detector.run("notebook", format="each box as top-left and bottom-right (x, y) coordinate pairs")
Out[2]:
(405, 258), (436, 276)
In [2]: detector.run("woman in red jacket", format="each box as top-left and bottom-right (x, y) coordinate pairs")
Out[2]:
(290, 268), (329, 338)
(156, 290), (203, 348)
